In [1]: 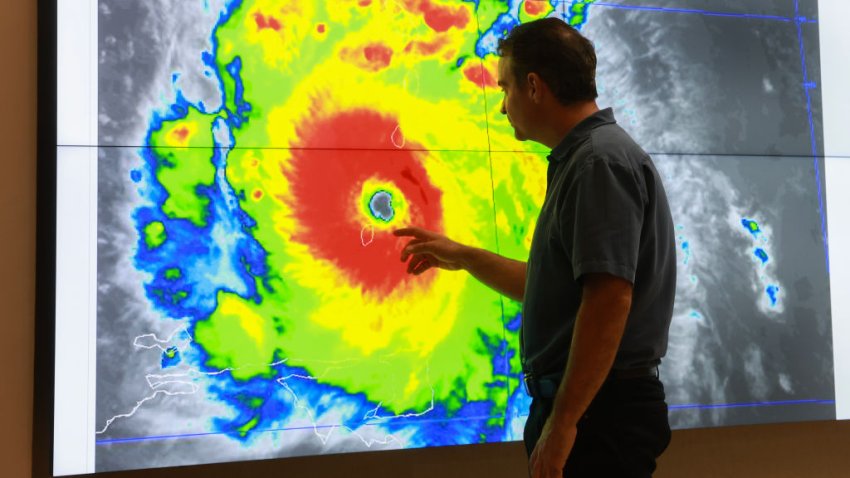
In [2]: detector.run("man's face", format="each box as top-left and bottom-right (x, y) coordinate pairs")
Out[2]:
(498, 56), (535, 142)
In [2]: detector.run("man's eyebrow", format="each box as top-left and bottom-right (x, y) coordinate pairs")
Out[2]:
(497, 79), (506, 87)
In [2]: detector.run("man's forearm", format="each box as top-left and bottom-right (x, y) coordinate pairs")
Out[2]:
(548, 275), (633, 428)
(460, 247), (526, 302)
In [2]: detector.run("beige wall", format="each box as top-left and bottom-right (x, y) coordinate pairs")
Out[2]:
(2, 1), (848, 477)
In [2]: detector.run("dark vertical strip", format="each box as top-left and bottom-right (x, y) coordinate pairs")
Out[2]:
(33, 0), (58, 476)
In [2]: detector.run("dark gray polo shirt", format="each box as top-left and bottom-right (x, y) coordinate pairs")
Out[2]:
(521, 108), (676, 376)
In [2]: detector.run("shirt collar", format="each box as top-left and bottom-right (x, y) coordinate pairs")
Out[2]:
(546, 107), (617, 163)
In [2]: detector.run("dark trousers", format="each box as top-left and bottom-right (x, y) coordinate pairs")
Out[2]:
(523, 376), (671, 477)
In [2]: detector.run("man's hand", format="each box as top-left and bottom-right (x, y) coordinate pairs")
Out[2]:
(394, 226), (527, 301)
(394, 227), (469, 274)
(529, 418), (577, 478)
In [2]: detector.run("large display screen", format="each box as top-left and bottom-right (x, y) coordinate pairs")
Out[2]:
(46, 0), (850, 475)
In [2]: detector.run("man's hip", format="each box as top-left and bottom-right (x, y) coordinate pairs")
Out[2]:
(523, 375), (671, 477)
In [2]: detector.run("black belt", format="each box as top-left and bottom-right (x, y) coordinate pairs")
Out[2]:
(523, 366), (659, 399)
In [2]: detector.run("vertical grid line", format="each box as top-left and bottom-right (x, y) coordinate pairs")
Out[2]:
(794, 0), (830, 273)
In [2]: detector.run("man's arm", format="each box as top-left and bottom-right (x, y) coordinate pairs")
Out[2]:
(457, 246), (527, 302)
(394, 227), (527, 302)
(529, 272), (633, 478)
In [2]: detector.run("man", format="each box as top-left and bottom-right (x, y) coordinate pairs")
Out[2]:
(395, 17), (676, 478)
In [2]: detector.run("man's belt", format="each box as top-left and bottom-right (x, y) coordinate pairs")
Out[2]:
(522, 366), (659, 399)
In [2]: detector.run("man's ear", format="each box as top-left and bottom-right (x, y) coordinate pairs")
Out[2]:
(527, 72), (543, 103)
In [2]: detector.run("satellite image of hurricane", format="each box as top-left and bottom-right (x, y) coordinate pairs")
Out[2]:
(93, 0), (834, 471)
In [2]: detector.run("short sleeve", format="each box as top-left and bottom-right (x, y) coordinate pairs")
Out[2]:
(560, 156), (646, 283)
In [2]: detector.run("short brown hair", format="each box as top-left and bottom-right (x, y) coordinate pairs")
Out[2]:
(497, 18), (598, 106)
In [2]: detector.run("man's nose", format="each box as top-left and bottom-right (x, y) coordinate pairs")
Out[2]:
(500, 99), (506, 115)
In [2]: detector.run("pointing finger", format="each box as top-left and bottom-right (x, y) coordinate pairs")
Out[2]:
(393, 227), (425, 238)
(394, 227), (440, 241)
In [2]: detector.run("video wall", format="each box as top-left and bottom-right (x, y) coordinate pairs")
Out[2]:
(49, 0), (850, 475)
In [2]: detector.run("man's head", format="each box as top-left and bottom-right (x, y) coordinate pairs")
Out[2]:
(496, 18), (598, 143)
